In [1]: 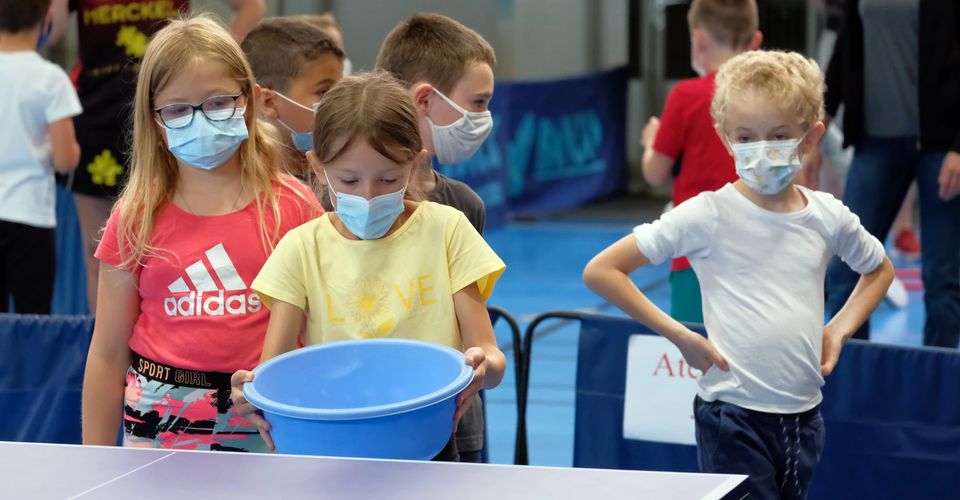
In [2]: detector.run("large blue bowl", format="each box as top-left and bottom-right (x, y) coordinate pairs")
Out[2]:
(243, 339), (473, 460)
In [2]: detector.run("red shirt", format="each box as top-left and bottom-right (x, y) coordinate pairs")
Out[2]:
(95, 180), (320, 372)
(652, 72), (738, 271)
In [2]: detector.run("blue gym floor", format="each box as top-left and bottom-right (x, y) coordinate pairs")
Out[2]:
(480, 200), (926, 466)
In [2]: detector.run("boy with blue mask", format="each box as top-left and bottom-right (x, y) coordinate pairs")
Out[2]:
(241, 17), (344, 179)
(0, 0), (82, 314)
(584, 51), (895, 500)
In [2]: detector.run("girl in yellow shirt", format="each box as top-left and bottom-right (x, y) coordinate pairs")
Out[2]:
(231, 71), (506, 461)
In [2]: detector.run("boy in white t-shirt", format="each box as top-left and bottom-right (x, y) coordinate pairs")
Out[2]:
(0, 0), (82, 314)
(583, 50), (894, 499)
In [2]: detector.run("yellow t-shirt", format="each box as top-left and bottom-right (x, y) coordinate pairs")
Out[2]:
(252, 201), (506, 349)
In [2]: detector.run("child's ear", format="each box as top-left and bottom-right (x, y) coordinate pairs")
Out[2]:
(408, 148), (428, 181)
(748, 31), (763, 51)
(410, 83), (434, 116)
(799, 121), (826, 155)
(256, 85), (280, 120)
(714, 124), (734, 156)
(691, 28), (706, 53)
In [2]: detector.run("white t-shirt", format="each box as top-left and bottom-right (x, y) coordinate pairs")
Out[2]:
(634, 183), (885, 413)
(0, 51), (82, 228)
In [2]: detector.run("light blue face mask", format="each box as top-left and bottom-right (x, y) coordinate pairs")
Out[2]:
(275, 92), (320, 152)
(164, 109), (249, 170)
(324, 172), (407, 240)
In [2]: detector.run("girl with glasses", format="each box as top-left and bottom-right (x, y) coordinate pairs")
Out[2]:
(81, 16), (320, 452)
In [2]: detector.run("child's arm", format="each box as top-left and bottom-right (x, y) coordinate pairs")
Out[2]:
(641, 117), (674, 187)
(229, 299), (304, 451)
(221, 0), (267, 40)
(49, 117), (80, 173)
(49, 0), (70, 46)
(821, 256), (894, 375)
(583, 236), (728, 372)
(259, 299), (305, 362)
(81, 263), (140, 445)
(452, 282), (507, 428)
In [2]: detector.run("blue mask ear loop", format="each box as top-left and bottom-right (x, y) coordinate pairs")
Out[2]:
(37, 16), (53, 51)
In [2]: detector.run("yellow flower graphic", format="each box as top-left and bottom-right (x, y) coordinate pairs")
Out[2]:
(346, 277), (396, 338)
(87, 150), (123, 187)
(116, 26), (149, 57)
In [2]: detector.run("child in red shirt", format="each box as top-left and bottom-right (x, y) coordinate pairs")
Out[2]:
(82, 17), (320, 452)
(640, 0), (762, 322)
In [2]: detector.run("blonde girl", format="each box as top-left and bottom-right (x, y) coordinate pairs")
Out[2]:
(82, 16), (320, 451)
(231, 71), (506, 461)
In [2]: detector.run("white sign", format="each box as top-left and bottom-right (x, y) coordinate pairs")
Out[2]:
(622, 334), (700, 445)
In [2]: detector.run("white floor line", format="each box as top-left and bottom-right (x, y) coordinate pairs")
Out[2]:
(67, 452), (175, 499)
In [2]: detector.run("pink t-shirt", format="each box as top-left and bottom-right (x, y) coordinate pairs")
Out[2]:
(95, 179), (321, 372)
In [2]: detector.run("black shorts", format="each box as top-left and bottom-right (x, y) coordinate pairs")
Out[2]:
(65, 123), (130, 199)
(0, 220), (55, 314)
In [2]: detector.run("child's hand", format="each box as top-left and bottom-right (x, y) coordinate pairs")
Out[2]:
(820, 328), (845, 376)
(453, 347), (487, 432)
(642, 116), (661, 149)
(938, 151), (960, 201)
(676, 331), (729, 373)
(229, 370), (275, 451)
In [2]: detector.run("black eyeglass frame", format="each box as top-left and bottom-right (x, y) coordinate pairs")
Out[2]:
(153, 93), (246, 129)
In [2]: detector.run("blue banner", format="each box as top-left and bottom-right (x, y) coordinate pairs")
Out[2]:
(572, 313), (960, 498)
(0, 314), (94, 443)
(437, 67), (628, 227)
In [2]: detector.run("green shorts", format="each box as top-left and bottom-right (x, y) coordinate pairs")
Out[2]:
(670, 268), (704, 324)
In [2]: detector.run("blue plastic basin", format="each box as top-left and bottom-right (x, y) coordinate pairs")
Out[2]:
(243, 339), (473, 459)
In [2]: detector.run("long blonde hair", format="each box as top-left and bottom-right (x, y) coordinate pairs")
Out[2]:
(117, 16), (295, 269)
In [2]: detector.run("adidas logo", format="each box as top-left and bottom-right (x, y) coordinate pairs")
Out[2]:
(163, 243), (262, 317)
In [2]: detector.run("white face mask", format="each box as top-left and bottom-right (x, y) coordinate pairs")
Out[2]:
(427, 88), (493, 164)
(730, 139), (803, 195)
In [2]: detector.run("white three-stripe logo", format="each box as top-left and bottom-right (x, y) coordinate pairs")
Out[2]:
(167, 243), (246, 293)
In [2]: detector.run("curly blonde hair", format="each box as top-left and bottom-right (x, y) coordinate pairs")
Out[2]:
(711, 50), (824, 133)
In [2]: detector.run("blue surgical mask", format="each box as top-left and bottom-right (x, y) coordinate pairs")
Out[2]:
(324, 172), (407, 240)
(275, 92), (320, 152)
(164, 109), (249, 170)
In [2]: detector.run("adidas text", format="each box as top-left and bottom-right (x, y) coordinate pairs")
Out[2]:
(163, 290), (262, 317)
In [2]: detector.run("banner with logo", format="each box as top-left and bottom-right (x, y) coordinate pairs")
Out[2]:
(622, 335), (699, 445)
(437, 67), (629, 227)
(571, 313), (960, 497)
(573, 313), (700, 472)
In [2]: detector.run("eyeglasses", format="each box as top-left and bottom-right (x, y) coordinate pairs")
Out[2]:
(154, 93), (245, 129)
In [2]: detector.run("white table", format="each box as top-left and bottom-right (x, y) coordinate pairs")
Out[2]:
(0, 441), (747, 499)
